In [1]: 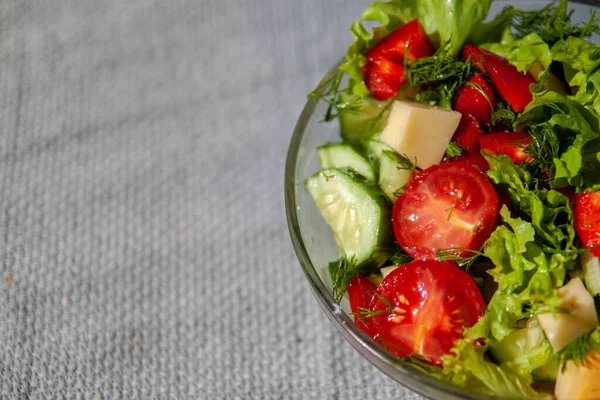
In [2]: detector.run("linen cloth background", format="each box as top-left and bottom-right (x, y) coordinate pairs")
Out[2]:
(0, 0), (426, 398)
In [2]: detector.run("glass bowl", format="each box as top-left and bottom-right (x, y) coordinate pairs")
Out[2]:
(285, 1), (598, 398)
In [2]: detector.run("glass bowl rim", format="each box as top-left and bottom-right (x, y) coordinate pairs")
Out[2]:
(284, 59), (506, 400)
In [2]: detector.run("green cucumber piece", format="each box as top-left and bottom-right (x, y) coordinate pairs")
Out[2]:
(364, 132), (392, 164)
(317, 143), (375, 181)
(379, 150), (413, 202)
(338, 93), (390, 143)
(305, 168), (392, 267)
(582, 250), (600, 296)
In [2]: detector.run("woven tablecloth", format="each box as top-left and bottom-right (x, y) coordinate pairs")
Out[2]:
(0, 0), (426, 398)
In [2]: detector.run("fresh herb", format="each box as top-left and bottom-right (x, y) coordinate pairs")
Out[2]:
(508, 0), (600, 46)
(437, 248), (485, 269)
(406, 41), (472, 108)
(523, 122), (560, 178)
(445, 142), (464, 158)
(381, 242), (413, 266)
(329, 256), (359, 303)
(308, 71), (345, 122)
(557, 329), (600, 371)
(355, 293), (394, 322)
(490, 106), (516, 128)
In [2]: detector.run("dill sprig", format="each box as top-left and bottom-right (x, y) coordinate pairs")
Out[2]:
(308, 70), (347, 122)
(557, 330), (600, 371)
(509, 0), (600, 46)
(406, 41), (472, 108)
(524, 122), (560, 174)
(436, 248), (486, 269)
(490, 105), (516, 129)
(329, 256), (359, 303)
(354, 293), (394, 323)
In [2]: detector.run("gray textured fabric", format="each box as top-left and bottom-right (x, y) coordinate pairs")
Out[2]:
(0, 0), (424, 398)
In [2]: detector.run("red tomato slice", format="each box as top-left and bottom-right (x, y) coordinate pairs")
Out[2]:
(347, 274), (377, 335)
(392, 162), (499, 260)
(478, 132), (533, 164)
(575, 191), (600, 258)
(367, 260), (485, 366)
(363, 19), (434, 101)
(451, 113), (483, 155)
(363, 58), (407, 101)
(462, 45), (534, 112)
(452, 74), (496, 125)
(366, 19), (435, 63)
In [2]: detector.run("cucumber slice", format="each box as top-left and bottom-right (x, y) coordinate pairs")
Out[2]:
(317, 143), (375, 182)
(582, 250), (600, 296)
(305, 168), (392, 267)
(379, 150), (413, 202)
(338, 93), (390, 143)
(364, 133), (392, 164)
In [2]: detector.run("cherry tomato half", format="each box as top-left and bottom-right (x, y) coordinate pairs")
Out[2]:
(347, 274), (377, 335)
(392, 161), (499, 260)
(575, 191), (600, 258)
(367, 260), (485, 366)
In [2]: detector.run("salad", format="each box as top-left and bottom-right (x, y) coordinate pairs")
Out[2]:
(303, 0), (600, 398)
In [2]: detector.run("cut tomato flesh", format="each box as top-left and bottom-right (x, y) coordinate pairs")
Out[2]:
(392, 162), (499, 260)
(367, 260), (485, 366)
(478, 132), (533, 164)
(575, 191), (600, 258)
(347, 274), (377, 335)
(363, 19), (434, 100)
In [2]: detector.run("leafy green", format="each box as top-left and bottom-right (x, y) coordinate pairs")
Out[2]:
(506, 0), (600, 47)
(443, 316), (551, 399)
(445, 142), (463, 158)
(552, 36), (600, 116)
(485, 155), (578, 253)
(406, 41), (472, 107)
(557, 328), (600, 371)
(339, 0), (493, 97)
(480, 156), (578, 341)
(329, 256), (360, 303)
(515, 90), (600, 189)
(481, 30), (552, 74)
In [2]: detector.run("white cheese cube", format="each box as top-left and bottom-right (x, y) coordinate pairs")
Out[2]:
(556, 350), (600, 400)
(538, 278), (599, 352)
(380, 100), (462, 170)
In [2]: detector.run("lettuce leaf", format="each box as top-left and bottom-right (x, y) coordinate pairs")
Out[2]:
(340, 0), (493, 97)
(514, 90), (600, 189)
(443, 316), (551, 399)
(481, 156), (578, 341)
(485, 154), (577, 252)
(481, 30), (552, 74)
(552, 36), (600, 116)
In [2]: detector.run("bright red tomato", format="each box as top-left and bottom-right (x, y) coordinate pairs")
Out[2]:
(478, 132), (533, 164)
(367, 260), (485, 366)
(347, 274), (377, 335)
(364, 19), (434, 100)
(392, 162), (499, 260)
(363, 57), (407, 101)
(575, 191), (600, 258)
(452, 74), (496, 125)
(462, 45), (534, 113)
(451, 113), (483, 155)
(366, 19), (435, 63)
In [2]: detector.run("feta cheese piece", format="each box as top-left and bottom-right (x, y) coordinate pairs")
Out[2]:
(380, 100), (462, 169)
(538, 278), (599, 352)
(556, 349), (600, 400)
